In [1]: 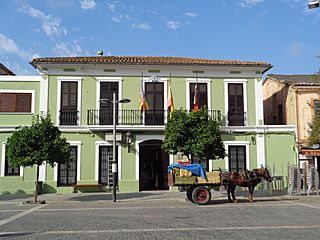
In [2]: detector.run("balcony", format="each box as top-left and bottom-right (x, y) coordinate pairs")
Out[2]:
(87, 109), (222, 126)
(59, 110), (79, 125)
(227, 111), (246, 126)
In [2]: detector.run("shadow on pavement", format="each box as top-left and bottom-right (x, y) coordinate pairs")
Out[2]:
(0, 194), (33, 201)
(70, 192), (155, 201)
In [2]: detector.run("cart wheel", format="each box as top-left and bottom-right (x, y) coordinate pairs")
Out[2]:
(186, 186), (195, 202)
(192, 186), (211, 205)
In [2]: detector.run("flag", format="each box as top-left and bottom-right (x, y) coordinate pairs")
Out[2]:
(167, 80), (174, 112)
(193, 84), (199, 112)
(139, 79), (149, 111)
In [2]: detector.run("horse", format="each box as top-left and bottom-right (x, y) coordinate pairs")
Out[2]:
(223, 167), (272, 203)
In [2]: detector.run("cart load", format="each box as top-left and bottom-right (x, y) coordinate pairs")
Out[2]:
(168, 164), (222, 205)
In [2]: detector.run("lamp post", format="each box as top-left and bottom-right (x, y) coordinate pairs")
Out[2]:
(100, 93), (130, 202)
(308, 0), (320, 9)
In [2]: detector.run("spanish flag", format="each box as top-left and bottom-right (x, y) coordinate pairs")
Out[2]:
(167, 80), (174, 112)
(139, 79), (149, 111)
(193, 83), (199, 112)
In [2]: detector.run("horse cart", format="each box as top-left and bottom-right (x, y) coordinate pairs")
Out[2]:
(168, 164), (272, 205)
(168, 164), (223, 205)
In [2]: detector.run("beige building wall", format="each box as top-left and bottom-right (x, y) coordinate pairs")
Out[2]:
(292, 87), (320, 146)
(263, 79), (288, 125)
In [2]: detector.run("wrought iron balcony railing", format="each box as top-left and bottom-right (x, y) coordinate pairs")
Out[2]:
(227, 111), (246, 126)
(59, 110), (79, 125)
(87, 109), (222, 126)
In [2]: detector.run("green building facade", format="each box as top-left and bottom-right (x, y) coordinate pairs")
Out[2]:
(0, 56), (297, 194)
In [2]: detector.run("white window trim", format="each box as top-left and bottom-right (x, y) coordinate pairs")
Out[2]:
(95, 77), (124, 125)
(57, 77), (82, 126)
(224, 79), (248, 126)
(1, 142), (23, 177)
(54, 141), (81, 182)
(223, 141), (250, 171)
(185, 78), (212, 111)
(0, 90), (35, 114)
(95, 141), (122, 181)
(135, 134), (164, 181)
(141, 78), (168, 124)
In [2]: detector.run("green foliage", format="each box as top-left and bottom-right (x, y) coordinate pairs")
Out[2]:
(308, 116), (320, 147)
(163, 108), (226, 160)
(6, 113), (70, 168)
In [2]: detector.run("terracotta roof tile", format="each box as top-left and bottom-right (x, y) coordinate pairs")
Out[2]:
(267, 74), (320, 85)
(31, 56), (272, 68)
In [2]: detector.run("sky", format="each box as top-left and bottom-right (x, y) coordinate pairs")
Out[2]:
(0, 0), (320, 76)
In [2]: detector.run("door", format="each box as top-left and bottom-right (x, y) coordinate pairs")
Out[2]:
(228, 83), (244, 126)
(145, 82), (164, 125)
(189, 83), (208, 110)
(60, 81), (78, 125)
(228, 145), (246, 172)
(139, 140), (169, 191)
(99, 146), (118, 187)
(100, 82), (118, 125)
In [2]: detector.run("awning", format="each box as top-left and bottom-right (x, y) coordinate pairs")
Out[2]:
(300, 149), (320, 156)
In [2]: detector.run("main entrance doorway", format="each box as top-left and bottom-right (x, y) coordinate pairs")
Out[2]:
(139, 140), (169, 191)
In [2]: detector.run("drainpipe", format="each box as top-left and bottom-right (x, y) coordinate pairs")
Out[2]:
(294, 86), (300, 166)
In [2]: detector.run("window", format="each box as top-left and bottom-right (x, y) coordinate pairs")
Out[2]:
(189, 83), (208, 110)
(0, 93), (31, 113)
(278, 104), (283, 124)
(60, 82), (78, 125)
(3, 145), (20, 176)
(228, 83), (245, 126)
(314, 100), (320, 117)
(228, 145), (246, 172)
(5, 158), (20, 176)
(57, 146), (77, 186)
(99, 146), (118, 187)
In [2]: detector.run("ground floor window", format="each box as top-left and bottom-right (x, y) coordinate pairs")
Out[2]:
(58, 146), (77, 186)
(228, 145), (246, 172)
(5, 156), (20, 176)
(99, 145), (118, 187)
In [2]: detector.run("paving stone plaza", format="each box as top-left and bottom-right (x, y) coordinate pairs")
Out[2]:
(0, 191), (320, 239)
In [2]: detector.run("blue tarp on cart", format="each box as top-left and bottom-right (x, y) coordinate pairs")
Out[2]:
(168, 164), (207, 179)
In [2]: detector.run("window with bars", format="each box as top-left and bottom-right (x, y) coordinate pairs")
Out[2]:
(98, 146), (118, 187)
(57, 146), (77, 186)
(4, 149), (20, 176)
(228, 145), (246, 172)
(0, 93), (32, 113)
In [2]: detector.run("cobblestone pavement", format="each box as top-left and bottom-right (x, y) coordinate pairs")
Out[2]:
(0, 191), (320, 239)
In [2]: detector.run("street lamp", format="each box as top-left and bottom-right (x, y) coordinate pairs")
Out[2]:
(308, 1), (320, 9)
(100, 93), (131, 202)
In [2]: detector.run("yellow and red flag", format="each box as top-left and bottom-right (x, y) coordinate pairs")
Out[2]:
(167, 80), (174, 112)
(139, 79), (149, 111)
(193, 83), (199, 112)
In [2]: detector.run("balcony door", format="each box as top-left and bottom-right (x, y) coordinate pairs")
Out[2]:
(228, 83), (244, 126)
(100, 82), (119, 125)
(189, 83), (208, 110)
(60, 81), (78, 125)
(145, 82), (164, 125)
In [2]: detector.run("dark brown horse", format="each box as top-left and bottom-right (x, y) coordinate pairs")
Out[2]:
(223, 167), (272, 203)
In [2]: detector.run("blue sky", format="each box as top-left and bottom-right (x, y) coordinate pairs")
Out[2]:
(0, 0), (320, 75)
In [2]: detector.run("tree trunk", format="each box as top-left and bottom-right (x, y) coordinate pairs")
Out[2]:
(33, 164), (40, 203)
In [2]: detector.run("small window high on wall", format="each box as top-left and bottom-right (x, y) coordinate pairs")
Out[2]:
(0, 93), (32, 113)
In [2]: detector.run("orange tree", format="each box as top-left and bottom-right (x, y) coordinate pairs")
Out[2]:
(163, 108), (226, 161)
(6, 114), (70, 203)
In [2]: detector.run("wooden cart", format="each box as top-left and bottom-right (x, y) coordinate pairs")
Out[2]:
(168, 167), (222, 205)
